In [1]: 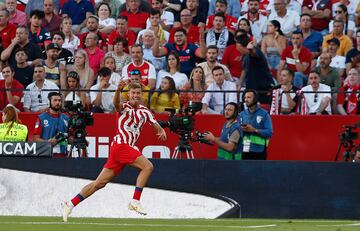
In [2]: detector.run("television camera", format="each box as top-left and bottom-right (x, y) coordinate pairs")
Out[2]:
(64, 101), (94, 157)
(157, 102), (212, 159)
(335, 123), (360, 161)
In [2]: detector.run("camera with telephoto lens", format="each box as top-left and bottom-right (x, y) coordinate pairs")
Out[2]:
(64, 101), (94, 149)
(336, 123), (360, 161)
(157, 102), (212, 145)
(340, 125), (359, 147)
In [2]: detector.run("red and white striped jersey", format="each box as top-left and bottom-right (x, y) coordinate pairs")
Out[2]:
(113, 102), (157, 147)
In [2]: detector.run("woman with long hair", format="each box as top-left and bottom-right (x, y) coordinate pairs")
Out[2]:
(156, 52), (188, 89)
(0, 105), (28, 141)
(261, 20), (287, 71)
(179, 66), (207, 110)
(61, 16), (80, 55)
(64, 71), (88, 109)
(150, 76), (180, 113)
(238, 18), (253, 36)
(105, 37), (132, 76)
(329, 4), (355, 38)
(74, 49), (95, 90)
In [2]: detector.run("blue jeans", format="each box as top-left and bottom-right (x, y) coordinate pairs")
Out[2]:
(267, 54), (280, 70)
(293, 72), (308, 88)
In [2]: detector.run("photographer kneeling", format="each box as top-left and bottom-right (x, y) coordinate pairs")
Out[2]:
(33, 92), (70, 157)
(204, 102), (242, 160)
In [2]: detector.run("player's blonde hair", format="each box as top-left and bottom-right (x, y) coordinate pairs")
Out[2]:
(128, 82), (142, 91)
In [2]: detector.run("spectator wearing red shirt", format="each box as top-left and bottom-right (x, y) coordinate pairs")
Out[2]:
(42, 0), (62, 35)
(206, 0), (237, 32)
(0, 66), (24, 111)
(0, 9), (16, 49)
(108, 16), (136, 53)
(120, 0), (149, 34)
(169, 9), (200, 44)
(302, 0), (332, 34)
(278, 30), (312, 88)
(84, 32), (105, 75)
(337, 68), (360, 115)
(221, 30), (243, 81)
(122, 44), (156, 89)
(6, 0), (26, 26)
(79, 15), (108, 51)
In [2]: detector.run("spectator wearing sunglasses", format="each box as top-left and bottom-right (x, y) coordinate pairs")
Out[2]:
(23, 64), (59, 112)
(120, 69), (150, 106)
(300, 70), (332, 115)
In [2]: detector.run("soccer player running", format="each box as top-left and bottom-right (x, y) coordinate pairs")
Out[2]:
(62, 82), (167, 222)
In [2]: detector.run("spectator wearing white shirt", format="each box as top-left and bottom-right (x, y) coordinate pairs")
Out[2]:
(102, 56), (124, 88)
(202, 65), (237, 114)
(61, 16), (80, 55)
(156, 51), (188, 89)
(268, 0), (300, 36)
(23, 65), (59, 112)
(148, 0), (175, 31)
(90, 67), (116, 113)
(332, 0), (358, 22)
(329, 4), (356, 38)
(301, 70), (332, 115)
(139, 30), (167, 74)
(238, 0), (268, 43)
(97, 2), (116, 34)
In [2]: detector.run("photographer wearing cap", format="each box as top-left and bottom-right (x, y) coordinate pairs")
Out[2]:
(33, 92), (70, 157)
(204, 102), (242, 160)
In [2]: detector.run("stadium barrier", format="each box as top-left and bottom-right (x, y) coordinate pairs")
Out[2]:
(11, 112), (360, 161)
(0, 142), (52, 156)
(0, 157), (359, 219)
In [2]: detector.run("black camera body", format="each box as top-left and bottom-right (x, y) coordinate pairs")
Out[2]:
(64, 101), (94, 148)
(158, 102), (212, 145)
(336, 123), (360, 161)
(54, 131), (68, 143)
(340, 126), (358, 144)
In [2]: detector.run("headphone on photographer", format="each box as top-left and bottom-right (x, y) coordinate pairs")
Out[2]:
(225, 102), (239, 119)
(48, 92), (62, 108)
(242, 89), (258, 107)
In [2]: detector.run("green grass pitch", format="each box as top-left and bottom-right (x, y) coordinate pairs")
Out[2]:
(0, 216), (359, 231)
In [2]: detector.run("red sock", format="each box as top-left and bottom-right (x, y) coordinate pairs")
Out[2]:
(133, 187), (143, 200)
(71, 194), (85, 207)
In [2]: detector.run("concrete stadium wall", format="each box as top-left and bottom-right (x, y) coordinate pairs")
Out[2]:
(0, 157), (359, 219)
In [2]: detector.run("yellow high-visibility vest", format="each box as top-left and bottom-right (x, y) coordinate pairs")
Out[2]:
(0, 122), (28, 142)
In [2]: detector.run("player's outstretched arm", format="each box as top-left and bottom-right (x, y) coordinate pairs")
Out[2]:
(152, 123), (167, 141)
(114, 82), (126, 113)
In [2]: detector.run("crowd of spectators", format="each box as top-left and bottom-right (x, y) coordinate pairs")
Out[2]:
(0, 0), (359, 116)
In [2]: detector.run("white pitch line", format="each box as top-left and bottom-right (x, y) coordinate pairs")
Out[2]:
(0, 221), (277, 229)
(317, 222), (360, 227)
